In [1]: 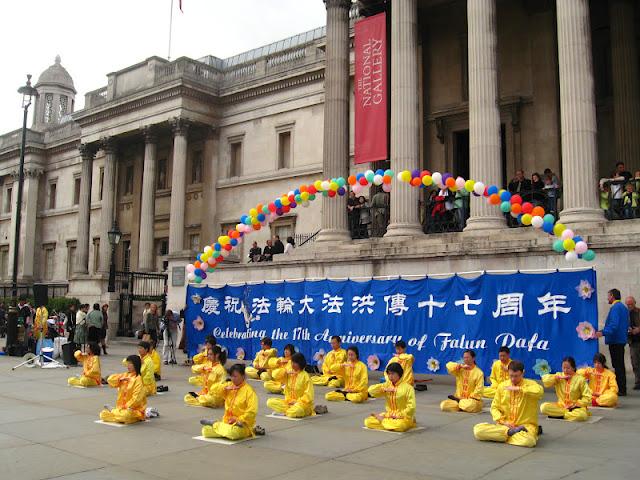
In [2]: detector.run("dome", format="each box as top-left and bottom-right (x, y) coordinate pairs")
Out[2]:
(35, 55), (76, 93)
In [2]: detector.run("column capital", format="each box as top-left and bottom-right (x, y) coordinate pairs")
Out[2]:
(141, 125), (159, 144)
(79, 143), (98, 161)
(324, 0), (352, 10)
(171, 117), (191, 137)
(23, 167), (44, 179)
(100, 136), (118, 155)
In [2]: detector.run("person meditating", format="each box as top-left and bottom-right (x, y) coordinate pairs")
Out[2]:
(473, 360), (544, 448)
(540, 356), (592, 422)
(246, 337), (277, 380)
(189, 335), (217, 385)
(185, 346), (227, 408)
(483, 347), (512, 398)
(312, 335), (347, 387)
(264, 344), (295, 394)
(200, 363), (261, 440)
(366, 362), (416, 432)
(384, 340), (415, 386)
(149, 340), (162, 381)
(123, 341), (157, 396)
(325, 346), (369, 403)
(267, 353), (315, 418)
(68, 343), (102, 387)
(100, 355), (146, 424)
(440, 349), (484, 413)
(577, 353), (618, 408)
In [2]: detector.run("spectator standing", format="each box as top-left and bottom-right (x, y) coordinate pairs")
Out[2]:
(358, 196), (371, 238)
(262, 240), (274, 262)
(596, 288), (630, 396)
(454, 187), (470, 228)
(284, 236), (295, 254)
(543, 174), (559, 216)
(0, 302), (6, 338)
(530, 172), (545, 205)
(508, 170), (532, 195)
(633, 171), (640, 193)
(144, 303), (160, 343)
(86, 303), (104, 344)
(249, 241), (262, 263)
(347, 191), (358, 235)
(543, 168), (561, 189)
(100, 304), (109, 354)
(626, 296), (640, 390)
(622, 183), (638, 219)
(75, 304), (88, 351)
(141, 302), (151, 334)
(371, 188), (389, 236)
(162, 309), (179, 365)
(615, 161), (633, 182)
(64, 303), (77, 343)
(273, 236), (285, 255)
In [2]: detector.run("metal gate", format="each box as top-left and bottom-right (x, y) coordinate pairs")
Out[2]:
(115, 271), (167, 336)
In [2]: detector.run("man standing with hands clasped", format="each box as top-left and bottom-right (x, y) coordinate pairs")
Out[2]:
(625, 296), (640, 390)
(596, 288), (629, 396)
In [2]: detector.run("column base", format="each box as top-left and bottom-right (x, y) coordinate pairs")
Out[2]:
(464, 215), (506, 231)
(315, 228), (351, 243)
(559, 208), (606, 227)
(384, 222), (424, 238)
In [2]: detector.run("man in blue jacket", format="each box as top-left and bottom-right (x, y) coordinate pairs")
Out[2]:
(596, 288), (629, 396)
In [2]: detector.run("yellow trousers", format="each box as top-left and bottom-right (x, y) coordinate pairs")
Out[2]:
(594, 392), (618, 408)
(440, 398), (483, 413)
(188, 376), (203, 386)
(540, 402), (590, 422)
(202, 421), (250, 440)
(245, 367), (271, 381)
(145, 384), (156, 397)
(473, 423), (537, 448)
(482, 385), (497, 399)
(325, 390), (368, 403)
(267, 398), (311, 418)
(68, 376), (99, 387)
(99, 408), (144, 424)
(364, 416), (415, 432)
(184, 393), (224, 408)
(263, 380), (284, 394)
(311, 375), (344, 388)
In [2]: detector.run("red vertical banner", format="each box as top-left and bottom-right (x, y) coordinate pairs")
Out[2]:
(354, 12), (388, 165)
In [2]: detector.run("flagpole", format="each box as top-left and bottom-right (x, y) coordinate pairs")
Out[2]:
(168, 0), (174, 61)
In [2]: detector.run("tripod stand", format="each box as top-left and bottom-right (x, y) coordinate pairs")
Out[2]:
(163, 327), (177, 365)
(12, 336), (68, 370)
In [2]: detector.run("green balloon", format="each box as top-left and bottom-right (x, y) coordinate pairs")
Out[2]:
(552, 239), (565, 253)
(336, 177), (346, 187)
(500, 201), (511, 213)
(583, 250), (596, 261)
(309, 194), (316, 201)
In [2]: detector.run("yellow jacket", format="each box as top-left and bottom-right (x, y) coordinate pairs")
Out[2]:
(491, 378), (543, 430)
(542, 373), (592, 408)
(74, 351), (101, 385)
(34, 306), (49, 338)
(384, 353), (415, 385)
(324, 348), (347, 377)
(368, 380), (416, 422)
(124, 355), (156, 395)
(273, 368), (314, 413)
(577, 367), (618, 397)
(203, 362), (227, 393)
(446, 362), (485, 400)
(150, 349), (161, 375)
(107, 372), (147, 416)
(193, 348), (210, 365)
(341, 361), (369, 395)
(253, 348), (277, 369)
(210, 381), (258, 436)
(268, 357), (292, 380)
(489, 359), (511, 387)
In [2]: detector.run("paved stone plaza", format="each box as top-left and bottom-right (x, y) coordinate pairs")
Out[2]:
(0, 342), (638, 480)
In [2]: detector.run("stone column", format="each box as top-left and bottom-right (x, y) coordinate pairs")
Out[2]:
(556, 0), (604, 225)
(385, 0), (424, 237)
(138, 127), (158, 271)
(610, 0), (640, 172)
(19, 167), (42, 280)
(74, 143), (95, 274)
(99, 137), (117, 272)
(464, 0), (504, 231)
(316, 0), (351, 243)
(201, 127), (219, 252)
(169, 118), (189, 254)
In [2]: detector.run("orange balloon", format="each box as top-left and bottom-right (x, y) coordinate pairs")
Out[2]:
(531, 206), (545, 217)
(256, 203), (263, 212)
(410, 177), (422, 187)
(254, 223), (261, 231)
(489, 193), (501, 205)
(194, 261), (201, 269)
(348, 175), (357, 186)
(445, 177), (456, 188)
(383, 175), (391, 184)
(230, 231), (240, 239)
(511, 203), (522, 214)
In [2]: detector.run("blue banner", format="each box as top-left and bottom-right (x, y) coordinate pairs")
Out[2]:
(185, 270), (598, 376)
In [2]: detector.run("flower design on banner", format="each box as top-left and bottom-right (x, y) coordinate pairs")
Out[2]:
(427, 357), (440, 373)
(191, 294), (202, 304)
(576, 321), (596, 341)
(235, 347), (245, 361)
(192, 316), (204, 331)
(533, 358), (551, 377)
(367, 355), (380, 371)
(576, 280), (595, 300)
(313, 349), (326, 369)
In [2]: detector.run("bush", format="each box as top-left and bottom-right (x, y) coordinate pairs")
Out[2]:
(47, 297), (80, 313)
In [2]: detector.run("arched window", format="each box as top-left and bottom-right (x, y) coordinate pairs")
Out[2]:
(58, 95), (68, 119)
(43, 93), (53, 123)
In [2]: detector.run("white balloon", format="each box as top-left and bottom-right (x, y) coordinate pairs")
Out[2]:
(302, 200), (310, 207)
(187, 272), (196, 281)
(365, 169), (374, 178)
(220, 249), (229, 257)
(321, 181), (330, 191)
(565, 251), (578, 262)
(510, 211), (519, 218)
(455, 176), (466, 190)
(531, 216), (544, 228)
(432, 172), (443, 186)
(473, 181), (485, 196)
(373, 174), (383, 186)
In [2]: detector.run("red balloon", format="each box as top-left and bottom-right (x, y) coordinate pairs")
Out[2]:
(359, 177), (368, 186)
(420, 170), (430, 178)
(521, 202), (533, 214)
(483, 186), (489, 197)
(268, 203), (277, 212)
(328, 189), (337, 197)
(224, 244), (232, 251)
(283, 205), (291, 213)
(253, 223), (262, 231)
(510, 194), (522, 205)
(308, 186), (317, 195)
(288, 194), (295, 202)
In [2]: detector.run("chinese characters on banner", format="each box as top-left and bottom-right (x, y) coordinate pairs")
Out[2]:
(185, 270), (598, 375)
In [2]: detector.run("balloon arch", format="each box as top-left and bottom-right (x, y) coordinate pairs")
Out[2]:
(186, 169), (595, 283)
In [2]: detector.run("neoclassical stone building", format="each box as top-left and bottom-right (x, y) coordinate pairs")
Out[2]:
(1, 0), (639, 334)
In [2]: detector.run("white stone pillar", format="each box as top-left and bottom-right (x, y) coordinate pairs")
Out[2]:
(556, 0), (604, 225)
(464, 0), (504, 231)
(169, 118), (189, 254)
(138, 127), (158, 271)
(74, 144), (95, 274)
(99, 137), (117, 272)
(19, 168), (42, 279)
(316, 0), (351, 243)
(385, 0), (424, 237)
(610, 0), (640, 172)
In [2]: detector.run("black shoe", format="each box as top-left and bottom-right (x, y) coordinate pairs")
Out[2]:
(200, 419), (214, 426)
(538, 426), (543, 436)
(314, 405), (328, 415)
(163, 361), (168, 365)
(448, 395), (460, 402)
(548, 415), (564, 419)
(254, 425), (266, 436)
(154, 374), (161, 381)
(633, 384), (640, 391)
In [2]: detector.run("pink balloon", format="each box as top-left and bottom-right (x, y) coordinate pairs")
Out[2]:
(561, 229), (574, 240)
(186, 264), (195, 273)
(382, 183), (392, 193)
(574, 241), (588, 254)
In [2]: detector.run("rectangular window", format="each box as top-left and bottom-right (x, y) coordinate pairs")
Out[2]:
(48, 182), (57, 210)
(93, 238), (100, 273)
(230, 141), (242, 177)
(44, 245), (55, 281)
(124, 163), (134, 195)
(277, 131), (292, 169)
(4, 187), (12, 213)
(189, 233), (200, 252)
(158, 238), (169, 256)
(191, 151), (203, 184)
(157, 158), (168, 189)
(0, 246), (8, 279)
(67, 243), (76, 278)
(122, 240), (131, 272)
(73, 177), (81, 206)
(99, 167), (104, 201)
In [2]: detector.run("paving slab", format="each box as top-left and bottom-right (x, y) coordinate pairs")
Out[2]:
(0, 413), (106, 442)
(43, 466), (165, 480)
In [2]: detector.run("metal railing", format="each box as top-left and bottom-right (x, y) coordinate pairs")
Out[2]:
(0, 283), (69, 301)
(422, 195), (469, 234)
(114, 271), (167, 299)
(350, 206), (390, 239)
(296, 231), (320, 247)
(504, 188), (560, 228)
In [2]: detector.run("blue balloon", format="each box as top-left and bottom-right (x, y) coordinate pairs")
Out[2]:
(543, 222), (554, 234)
(487, 185), (499, 195)
(356, 173), (364, 180)
(500, 191), (511, 202)
(214, 243), (221, 251)
(275, 199), (282, 208)
(294, 189), (300, 195)
(257, 213), (266, 222)
(230, 238), (238, 246)
(194, 268), (203, 277)
(573, 236), (583, 243)
(240, 215), (247, 223)
(375, 169), (384, 176)
(517, 214), (523, 224)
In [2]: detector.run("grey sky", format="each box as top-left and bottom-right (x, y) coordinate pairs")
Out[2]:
(0, 0), (326, 133)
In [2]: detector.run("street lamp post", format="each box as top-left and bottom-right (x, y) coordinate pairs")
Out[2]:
(107, 220), (122, 293)
(11, 75), (39, 305)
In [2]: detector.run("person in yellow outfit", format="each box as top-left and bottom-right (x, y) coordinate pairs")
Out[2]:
(34, 305), (49, 354)
(384, 340), (415, 386)
(440, 349), (484, 413)
(200, 363), (261, 439)
(311, 335), (347, 387)
(123, 341), (157, 396)
(483, 347), (512, 398)
(540, 356), (592, 422)
(473, 360), (544, 448)
(325, 346), (369, 403)
(150, 340), (162, 380)
(267, 353), (315, 418)
(185, 346), (227, 407)
(365, 362), (416, 432)
(189, 336), (218, 386)
(264, 344), (295, 394)
(100, 355), (147, 424)
(245, 337), (277, 380)
(577, 353), (618, 408)
(68, 343), (102, 387)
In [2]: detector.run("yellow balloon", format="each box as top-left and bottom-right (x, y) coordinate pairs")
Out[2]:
(330, 182), (339, 192)
(563, 239), (576, 251)
(281, 196), (290, 206)
(465, 180), (475, 192)
(422, 175), (433, 186)
(553, 223), (566, 237)
(301, 191), (310, 201)
(314, 180), (323, 191)
(249, 208), (258, 217)
(521, 213), (532, 226)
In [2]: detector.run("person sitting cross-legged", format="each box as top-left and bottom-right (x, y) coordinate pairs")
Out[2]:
(483, 346), (512, 399)
(266, 353), (315, 418)
(189, 335), (217, 386)
(311, 335), (347, 387)
(325, 346), (369, 403)
(123, 341), (157, 396)
(384, 340), (415, 386)
(264, 344), (295, 394)
(577, 353), (618, 408)
(100, 355), (146, 424)
(365, 362), (416, 432)
(67, 342), (102, 387)
(185, 346), (227, 408)
(473, 360), (544, 448)
(540, 356), (592, 422)
(440, 349), (484, 413)
(245, 337), (277, 380)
